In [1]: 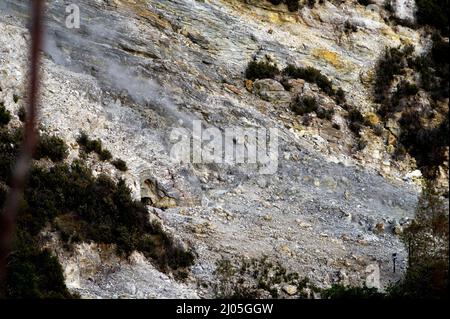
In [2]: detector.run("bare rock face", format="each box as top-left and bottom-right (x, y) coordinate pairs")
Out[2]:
(0, 0), (427, 298)
(43, 233), (199, 299)
(390, 0), (416, 22)
(253, 79), (291, 103)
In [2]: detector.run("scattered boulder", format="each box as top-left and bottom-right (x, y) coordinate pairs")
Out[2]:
(374, 222), (385, 234)
(282, 284), (298, 296)
(393, 224), (403, 235)
(253, 79), (291, 103)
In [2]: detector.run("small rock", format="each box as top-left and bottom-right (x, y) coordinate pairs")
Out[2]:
(253, 79), (291, 103)
(296, 220), (312, 229)
(393, 225), (403, 235)
(374, 222), (385, 234)
(244, 79), (253, 92)
(344, 190), (351, 200)
(282, 284), (298, 296)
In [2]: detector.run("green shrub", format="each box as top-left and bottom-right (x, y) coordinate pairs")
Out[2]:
(267, 0), (301, 11)
(0, 103), (11, 127)
(112, 158), (128, 172)
(398, 111), (448, 178)
(374, 46), (412, 103)
(77, 132), (104, 156)
(347, 107), (365, 135)
(334, 87), (346, 105)
(76, 131), (115, 162)
(99, 149), (113, 161)
(35, 134), (68, 162)
(0, 127), (22, 183)
(356, 137), (368, 151)
(76, 131), (89, 147)
(1, 125), (196, 298)
(213, 256), (315, 299)
(344, 20), (358, 34)
(357, 0), (371, 5)
(285, 0), (300, 11)
(17, 106), (26, 122)
(380, 81), (420, 117)
(5, 230), (74, 299)
(86, 139), (102, 154)
(291, 95), (318, 115)
(389, 186), (449, 298)
(322, 284), (384, 299)
(415, 0), (449, 36)
(316, 106), (334, 120)
(283, 64), (334, 95)
(245, 61), (280, 81)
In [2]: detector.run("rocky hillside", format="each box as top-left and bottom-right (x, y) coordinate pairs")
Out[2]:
(0, 0), (447, 298)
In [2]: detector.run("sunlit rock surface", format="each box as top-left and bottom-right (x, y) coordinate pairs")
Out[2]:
(0, 0), (426, 298)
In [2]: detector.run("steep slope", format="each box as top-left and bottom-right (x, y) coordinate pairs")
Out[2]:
(0, 0), (427, 298)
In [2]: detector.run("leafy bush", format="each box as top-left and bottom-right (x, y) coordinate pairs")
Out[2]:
(334, 88), (346, 105)
(76, 131), (114, 162)
(0, 103), (11, 127)
(17, 106), (26, 122)
(291, 95), (318, 115)
(0, 127), (22, 183)
(112, 158), (128, 172)
(347, 107), (365, 135)
(398, 111), (449, 179)
(389, 185), (449, 298)
(77, 131), (102, 155)
(415, 0), (449, 36)
(245, 61), (280, 81)
(4, 231), (74, 299)
(373, 35), (448, 179)
(18, 162), (195, 269)
(1, 125), (195, 298)
(213, 256), (314, 299)
(99, 149), (113, 161)
(344, 20), (358, 34)
(267, 0), (300, 11)
(357, 0), (372, 5)
(283, 64), (334, 95)
(285, 0), (300, 11)
(35, 134), (68, 162)
(374, 46), (412, 103)
(322, 284), (384, 299)
(316, 106), (334, 120)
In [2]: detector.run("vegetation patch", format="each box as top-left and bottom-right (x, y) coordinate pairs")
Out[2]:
(1, 124), (194, 298)
(373, 36), (449, 180)
(291, 95), (318, 115)
(415, 0), (449, 36)
(245, 61), (280, 81)
(35, 134), (68, 163)
(283, 64), (346, 105)
(112, 158), (128, 172)
(388, 185), (449, 298)
(213, 255), (315, 298)
(76, 131), (128, 172)
(0, 103), (11, 127)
